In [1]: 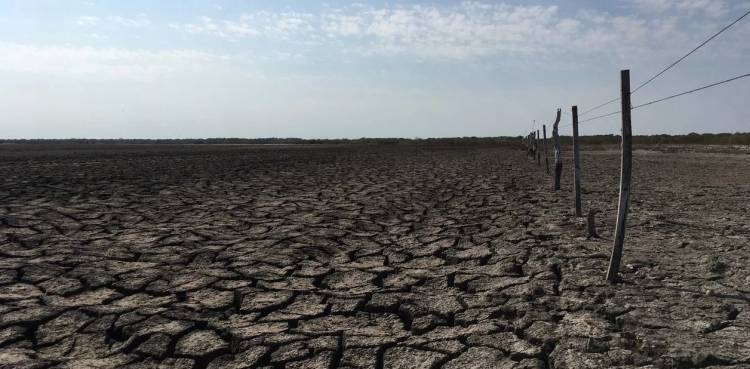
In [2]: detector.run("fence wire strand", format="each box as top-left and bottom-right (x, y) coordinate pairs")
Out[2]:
(578, 96), (621, 117)
(562, 72), (750, 129)
(570, 8), (750, 121)
(632, 72), (750, 110)
(632, 9), (750, 94)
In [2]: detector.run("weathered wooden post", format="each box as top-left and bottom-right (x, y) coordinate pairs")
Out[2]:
(543, 125), (549, 174)
(587, 209), (599, 238)
(606, 69), (633, 283)
(529, 132), (534, 158)
(531, 120), (535, 159)
(552, 109), (562, 190)
(521, 137), (529, 153)
(572, 106), (582, 217)
(536, 130), (541, 166)
(526, 133), (530, 158)
(526, 132), (530, 158)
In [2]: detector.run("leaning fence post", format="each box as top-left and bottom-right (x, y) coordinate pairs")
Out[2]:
(543, 125), (549, 174)
(572, 106), (582, 217)
(552, 109), (562, 190)
(606, 69), (633, 283)
(536, 130), (541, 166)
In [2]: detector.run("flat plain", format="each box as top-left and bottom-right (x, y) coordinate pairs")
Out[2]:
(0, 143), (748, 369)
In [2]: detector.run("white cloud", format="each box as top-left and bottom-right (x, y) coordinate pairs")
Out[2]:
(631, 0), (729, 17)
(170, 16), (259, 40)
(109, 15), (151, 28)
(0, 43), (230, 80)
(166, 2), (699, 61)
(77, 14), (151, 28)
(107, 2), (750, 63)
(77, 16), (100, 26)
(321, 14), (364, 37)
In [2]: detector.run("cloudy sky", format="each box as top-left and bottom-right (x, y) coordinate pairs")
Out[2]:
(2, 0), (749, 139)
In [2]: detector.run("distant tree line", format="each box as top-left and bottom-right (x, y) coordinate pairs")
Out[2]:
(0, 137), (518, 145)
(1, 132), (748, 146)
(551, 132), (750, 146)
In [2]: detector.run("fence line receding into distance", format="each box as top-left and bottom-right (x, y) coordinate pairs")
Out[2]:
(521, 8), (750, 283)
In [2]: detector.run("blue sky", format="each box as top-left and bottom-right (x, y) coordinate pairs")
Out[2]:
(1, 0), (749, 139)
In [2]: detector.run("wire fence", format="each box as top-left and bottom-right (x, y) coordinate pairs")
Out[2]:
(522, 8), (750, 283)
(558, 8), (750, 129)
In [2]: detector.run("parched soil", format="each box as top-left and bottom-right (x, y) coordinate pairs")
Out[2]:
(0, 143), (748, 369)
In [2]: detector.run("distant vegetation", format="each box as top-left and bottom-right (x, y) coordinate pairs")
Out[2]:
(558, 132), (750, 146)
(1, 132), (748, 146)
(0, 137), (517, 145)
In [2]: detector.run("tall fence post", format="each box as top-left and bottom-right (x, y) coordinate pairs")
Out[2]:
(543, 125), (549, 174)
(572, 106), (582, 217)
(552, 109), (562, 190)
(606, 69), (633, 283)
(536, 130), (541, 166)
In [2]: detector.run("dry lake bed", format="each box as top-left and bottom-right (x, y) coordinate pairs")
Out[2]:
(0, 143), (748, 369)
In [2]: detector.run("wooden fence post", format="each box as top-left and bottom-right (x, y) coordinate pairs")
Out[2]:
(552, 109), (562, 190)
(527, 132), (531, 158)
(521, 133), (529, 155)
(606, 69), (633, 283)
(536, 130), (541, 166)
(523, 133), (529, 158)
(572, 106), (582, 217)
(543, 125), (549, 175)
(527, 132), (532, 158)
(587, 209), (599, 238)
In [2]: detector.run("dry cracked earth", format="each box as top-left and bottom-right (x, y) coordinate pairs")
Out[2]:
(0, 143), (748, 369)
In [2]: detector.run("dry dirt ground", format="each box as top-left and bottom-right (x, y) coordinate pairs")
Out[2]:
(0, 143), (748, 369)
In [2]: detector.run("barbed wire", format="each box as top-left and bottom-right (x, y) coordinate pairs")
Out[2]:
(560, 109), (621, 128)
(632, 72), (750, 110)
(572, 8), (750, 120)
(577, 97), (621, 117)
(559, 72), (750, 128)
(632, 9), (750, 94)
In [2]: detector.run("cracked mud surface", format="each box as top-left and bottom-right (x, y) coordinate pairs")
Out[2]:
(0, 143), (748, 369)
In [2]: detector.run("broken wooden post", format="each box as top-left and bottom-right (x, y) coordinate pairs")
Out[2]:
(587, 209), (599, 238)
(536, 130), (541, 166)
(543, 125), (549, 175)
(606, 69), (633, 283)
(552, 109), (562, 190)
(572, 106), (582, 217)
